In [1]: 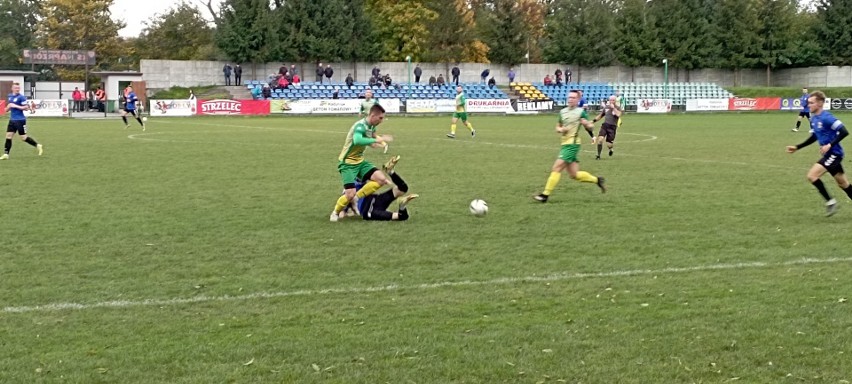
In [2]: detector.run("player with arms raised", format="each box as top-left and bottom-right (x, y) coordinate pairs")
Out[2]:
(447, 86), (475, 138)
(2, 82), (43, 160)
(534, 90), (606, 202)
(787, 90), (852, 216)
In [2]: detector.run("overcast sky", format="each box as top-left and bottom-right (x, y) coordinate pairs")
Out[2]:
(111, 0), (218, 38)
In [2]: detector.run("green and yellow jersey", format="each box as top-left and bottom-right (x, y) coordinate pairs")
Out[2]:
(557, 106), (590, 145)
(338, 118), (378, 165)
(360, 98), (379, 116)
(455, 92), (467, 113)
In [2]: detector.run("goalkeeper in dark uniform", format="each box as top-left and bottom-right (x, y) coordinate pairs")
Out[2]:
(340, 155), (418, 221)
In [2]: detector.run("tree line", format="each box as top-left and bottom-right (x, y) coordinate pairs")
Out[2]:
(0, 0), (848, 83)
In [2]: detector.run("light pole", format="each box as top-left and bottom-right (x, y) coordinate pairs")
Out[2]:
(406, 55), (411, 101)
(662, 58), (668, 100)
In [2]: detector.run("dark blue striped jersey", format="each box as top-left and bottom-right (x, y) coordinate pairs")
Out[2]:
(810, 111), (845, 157)
(800, 93), (810, 113)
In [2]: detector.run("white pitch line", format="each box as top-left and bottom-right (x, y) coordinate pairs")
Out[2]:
(4, 256), (851, 314)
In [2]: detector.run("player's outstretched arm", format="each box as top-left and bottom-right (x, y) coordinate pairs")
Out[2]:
(789, 133), (818, 153)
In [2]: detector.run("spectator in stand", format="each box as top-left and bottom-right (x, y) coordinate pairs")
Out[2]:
(292, 73), (301, 88)
(554, 68), (563, 85)
(369, 76), (379, 88)
(262, 84), (272, 99)
(345, 73), (354, 89)
(324, 64), (334, 84)
(316, 62), (324, 83)
(566, 67), (573, 83)
(251, 86), (262, 100)
(72, 87), (83, 112)
(372, 66), (381, 79)
(480, 68), (490, 84)
(437, 74), (445, 86)
(544, 74), (553, 86)
(277, 75), (290, 90)
(508, 67), (516, 83)
(384, 74), (393, 88)
(414, 64), (422, 83)
(429, 74), (437, 86)
(451, 65), (460, 85)
(290, 64), (297, 77)
(234, 64), (243, 86)
(333, 87), (340, 99)
(279, 63), (288, 76)
(223, 63), (232, 86)
(488, 77), (496, 89)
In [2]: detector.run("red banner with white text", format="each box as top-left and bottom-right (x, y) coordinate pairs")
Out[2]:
(196, 99), (270, 115)
(728, 97), (780, 111)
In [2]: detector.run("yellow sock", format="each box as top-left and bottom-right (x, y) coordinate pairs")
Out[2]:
(450, 124), (457, 134)
(576, 171), (598, 184)
(466, 122), (474, 131)
(355, 181), (381, 198)
(334, 195), (350, 213)
(543, 172), (561, 195)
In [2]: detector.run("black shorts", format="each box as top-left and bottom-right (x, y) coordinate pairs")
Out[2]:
(799, 111), (810, 118)
(360, 190), (396, 220)
(597, 123), (617, 143)
(817, 153), (844, 176)
(124, 108), (138, 116)
(6, 120), (27, 135)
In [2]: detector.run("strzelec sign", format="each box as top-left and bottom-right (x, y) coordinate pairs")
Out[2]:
(22, 49), (96, 65)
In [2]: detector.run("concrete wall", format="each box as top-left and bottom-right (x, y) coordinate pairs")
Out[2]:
(33, 81), (85, 100)
(140, 60), (852, 90)
(103, 75), (143, 100)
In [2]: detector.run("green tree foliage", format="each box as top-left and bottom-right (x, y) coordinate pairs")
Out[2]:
(276, 0), (377, 62)
(423, 0), (489, 63)
(711, 0), (762, 70)
(542, 0), (616, 69)
(136, 2), (217, 60)
(0, 0), (41, 68)
(649, 0), (714, 70)
(813, 0), (852, 65)
(216, 0), (275, 63)
(37, 0), (130, 80)
(478, 0), (545, 65)
(614, 0), (661, 70)
(756, 0), (797, 83)
(366, 0), (437, 61)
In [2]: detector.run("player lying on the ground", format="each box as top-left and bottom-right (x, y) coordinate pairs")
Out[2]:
(339, 156), (418, 221)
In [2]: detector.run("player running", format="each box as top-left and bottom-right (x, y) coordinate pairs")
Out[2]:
(2, 82), (43, 160)
(359, 89), (379, 118)
(787, 90), (852, 216)
(447, 86), (475, 139)
(792, 87), (810, 132)
(331, 104), (394, 222)
(121, 85), (145, 130)
(592, 95), (622, 159)
(534, 90), (606, 202)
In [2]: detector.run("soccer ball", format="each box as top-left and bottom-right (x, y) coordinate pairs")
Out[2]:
(469, 199), (488, 217)
(142, 117), (148, 122)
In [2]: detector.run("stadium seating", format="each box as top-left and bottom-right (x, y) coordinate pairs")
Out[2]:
(510, 82), (548, 101)
(534, 83), (617, 106)
(246, 81), (508, 101)
(610, 82), (734, 106)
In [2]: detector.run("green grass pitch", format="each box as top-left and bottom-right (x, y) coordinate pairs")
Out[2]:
(1, 112), (850, 383)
